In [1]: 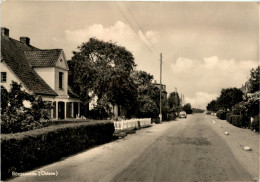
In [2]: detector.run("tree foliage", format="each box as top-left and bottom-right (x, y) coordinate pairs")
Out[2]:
(168, 92), (181, 112)
(70, 38), (137, 118)
(248, 66), (259, 93)
(217, 88), (243, 111)
(131, 70), (159, 118)
(183, 103), (193, 114)
(206, 100), (218, 112)
(1, 82), (52, 133)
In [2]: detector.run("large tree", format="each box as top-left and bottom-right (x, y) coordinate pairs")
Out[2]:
(217, 88), (243, 111)
(70, 38), (137, 118)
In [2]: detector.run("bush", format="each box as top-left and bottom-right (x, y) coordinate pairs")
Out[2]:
(226, 113), (233, 123)
(216, 110), (223, 118)
(1, 121), (114, 180)
(231, 115), (242, 127)
(1, 83), (53, 134)
(152, 117), (160, 124)
(216, 110), (227, 120)
(167, 113), (176, 121)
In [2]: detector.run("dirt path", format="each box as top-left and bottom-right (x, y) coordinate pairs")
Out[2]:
(9, 114), (259, 182)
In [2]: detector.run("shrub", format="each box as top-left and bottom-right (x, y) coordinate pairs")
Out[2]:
(1, 83), (53, 134)
(226, 113), (233, 123)
(216, 110), (223, 118)
(167, 113), (176, 121)
(231, 115), (242, 127)
(152, 117), (160, 124)
(1, 121), (114, 180)
(216, 110), (227, 120)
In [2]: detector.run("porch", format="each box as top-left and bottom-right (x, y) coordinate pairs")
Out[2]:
(43, 98), (81, 120)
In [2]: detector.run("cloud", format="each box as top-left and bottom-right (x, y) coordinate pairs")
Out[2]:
(185, 92), (218, 109)
(170, 56), (258, 108)
(65, 21), (159, 55)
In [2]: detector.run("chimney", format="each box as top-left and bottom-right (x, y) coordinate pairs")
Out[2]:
(1, 27), (9, 36)
(20, 37), (30, 45)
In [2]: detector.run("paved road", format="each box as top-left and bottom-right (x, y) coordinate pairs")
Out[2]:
(9, 114), (259, 182)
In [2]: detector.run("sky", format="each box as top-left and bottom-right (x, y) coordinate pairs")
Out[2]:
(1, 1), (259, 109)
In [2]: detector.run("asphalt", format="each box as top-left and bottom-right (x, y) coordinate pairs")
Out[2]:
(8, 113), (259, 182)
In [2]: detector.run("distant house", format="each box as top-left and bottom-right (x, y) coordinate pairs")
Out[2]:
(1, 27), (81, 119)
(152, 80), (167, 99)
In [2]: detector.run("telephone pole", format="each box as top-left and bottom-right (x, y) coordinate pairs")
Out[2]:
(159, 53), (162, 123)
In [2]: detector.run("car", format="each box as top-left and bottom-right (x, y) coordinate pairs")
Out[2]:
(179, 111), (187, 118)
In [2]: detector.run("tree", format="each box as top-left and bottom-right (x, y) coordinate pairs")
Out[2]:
(168, 92), (181, 112)
(1, 81), (52, 133)
(131, 70), (159, 118)
(206, 100), (218, 112)
(70, 38), (137, 118)
(217, 88), (243, 111)
(183, 103), (193, 114)
(248, 66), (259, 93)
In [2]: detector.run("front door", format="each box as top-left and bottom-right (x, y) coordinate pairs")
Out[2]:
(58, 102), (65, 119)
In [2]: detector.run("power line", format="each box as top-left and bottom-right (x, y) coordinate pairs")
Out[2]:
(124, 3), (160, 56)
(113, 2), (160, 62)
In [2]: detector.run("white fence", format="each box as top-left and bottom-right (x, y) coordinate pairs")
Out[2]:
(114, 118), (151, 131)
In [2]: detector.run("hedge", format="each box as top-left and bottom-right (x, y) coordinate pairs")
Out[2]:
(1, 120), (114, 180)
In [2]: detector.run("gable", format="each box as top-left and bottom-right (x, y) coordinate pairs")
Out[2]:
(55, 51), (69, 70)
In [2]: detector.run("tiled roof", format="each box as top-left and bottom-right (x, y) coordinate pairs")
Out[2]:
(1, 35), (57, 96)
(25, 49), (62, 67)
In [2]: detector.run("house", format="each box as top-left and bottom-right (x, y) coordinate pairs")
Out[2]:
(152, 80), (167, 99)
(1, 27), (81, 119)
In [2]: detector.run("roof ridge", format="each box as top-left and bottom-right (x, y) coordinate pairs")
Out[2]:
(25, 49), (63, 51)
(3, 35), (40, 50)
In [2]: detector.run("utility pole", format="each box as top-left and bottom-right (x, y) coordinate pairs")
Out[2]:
(159, 53), (162, 123)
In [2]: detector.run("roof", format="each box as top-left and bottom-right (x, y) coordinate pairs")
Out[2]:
(1, 35), (58, 96)
(25, 49), (62, 67)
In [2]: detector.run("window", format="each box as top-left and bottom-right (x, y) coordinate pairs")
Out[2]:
(1, 72), (6, 82)
(59, 72), (63, 89)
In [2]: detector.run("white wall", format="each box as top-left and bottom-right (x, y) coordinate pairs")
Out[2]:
(34, 67), (68, 97)
(34, 67), (55, 90)
(55, 67), (68, 96)
(0, 62), (29, 92)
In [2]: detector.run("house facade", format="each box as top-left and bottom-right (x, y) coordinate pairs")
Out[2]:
(1, 27), (81, 119)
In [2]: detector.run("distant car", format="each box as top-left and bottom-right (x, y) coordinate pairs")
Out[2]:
(179, 111), (187, 118)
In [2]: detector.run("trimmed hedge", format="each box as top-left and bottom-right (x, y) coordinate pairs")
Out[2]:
(1, 121), (114, 180)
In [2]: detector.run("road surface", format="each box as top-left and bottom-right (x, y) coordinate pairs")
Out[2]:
(9, 114), (259, 182)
